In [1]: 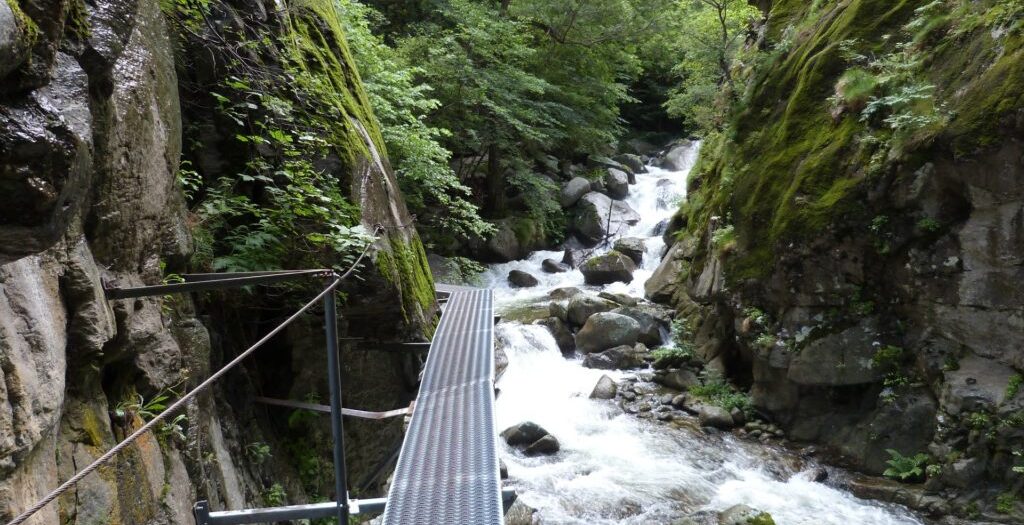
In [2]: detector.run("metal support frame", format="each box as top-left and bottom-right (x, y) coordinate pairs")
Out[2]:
(107, 272), (514, 524)
(324, 290), (350, 523)
(193, 488), (517, 525)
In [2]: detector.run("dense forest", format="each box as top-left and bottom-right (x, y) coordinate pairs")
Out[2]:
(1, 0), (1023, 524)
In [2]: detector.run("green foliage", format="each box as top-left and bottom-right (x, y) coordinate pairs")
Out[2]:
(710, 223), (737, 255)
(114, 387), (188, 442)
(246, 442), (272, 464)
(335, 0), (492, 248)
(652, 319), (697, 368)
(996, 491), (1016, 513)
(882, 449), (929, 482)
(167, 0), (386, 275)
(689, 370), (752, 414)
(663, 0), (763, 133)
(747, 512), (776, 525)
(872, 345), (905, 370)
(263, 483), (287, 506)
(1007, 374), (1023, 398)
(966, 411), (992, 430)
(916, 217), (942, 233)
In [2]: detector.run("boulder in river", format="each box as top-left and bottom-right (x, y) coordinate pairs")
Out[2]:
(524, 434), (560, 456)
(582, 344), (646, 370)
(613, 153), (646, 176)
(599, 291), (638, 307)
(718, 504), (776, 525)
(580, 251), (636, 285)
(534, 316), (575, 354)
(657, 140), (697, 172)
(501, 422), (559, 456)
(575, 312), (641, 353)
(541, 258), (570, 273)
(549, 286), (583, 300)
(655, 368), (700, 391)
(590, 375), (618, 399)
(613, 237), (646, 265)
(501, 421), (549, 446)
(560, 176), (591, 208)
(571, 192), (641, 245)
(566, 294), (618, 326)
(507, 269), (539, 288)
(605, 168), (630, 199)
(612, 305), (667, 346)
(698, 404), (736, 430)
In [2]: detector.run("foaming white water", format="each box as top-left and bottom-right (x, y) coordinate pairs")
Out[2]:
(487, 142), (923, 524)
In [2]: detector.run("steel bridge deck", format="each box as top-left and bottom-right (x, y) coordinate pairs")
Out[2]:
(380, 286), (502, 524)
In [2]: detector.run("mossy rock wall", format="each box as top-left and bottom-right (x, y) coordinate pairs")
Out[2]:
(661, 1), (1024, 518)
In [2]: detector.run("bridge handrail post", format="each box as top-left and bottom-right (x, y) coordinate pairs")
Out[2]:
(324, 283), (350, 523)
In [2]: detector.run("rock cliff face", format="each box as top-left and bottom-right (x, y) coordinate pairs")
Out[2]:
(0, 0), (435, 522)
(650, 0), (1023, 520)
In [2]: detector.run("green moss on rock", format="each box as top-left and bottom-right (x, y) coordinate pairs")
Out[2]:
(684, 0), (1024, 282)
(375, 234), (437, 336)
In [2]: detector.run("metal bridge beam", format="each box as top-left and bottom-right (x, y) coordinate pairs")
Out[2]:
(192, 489), (517, 525)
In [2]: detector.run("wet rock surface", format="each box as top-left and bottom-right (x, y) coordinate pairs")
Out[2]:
(580, 250), (636, 285)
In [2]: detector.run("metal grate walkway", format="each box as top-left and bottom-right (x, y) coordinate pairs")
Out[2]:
(380, 285), (503, 524)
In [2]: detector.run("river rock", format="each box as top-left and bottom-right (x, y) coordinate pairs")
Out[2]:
(560, 176), (591, 208)
(588, 154), (632, 174)
(535, 317), (575, 354)
(699, 405), (735, 430)
(566, 294), (618, 326)
(505, 500), (540, 525)
(582, 345), (645, 370)
(655, 369), (700, 391)
(611, 305), (666, 346)
(508, 269), (539, 288)
(580, 251), (636, 285)
(658, 140), (697, 171)
(613, 237), (646, 265)
(549, 286), (583, 300)
(613, 153), (647, 175)
(605, 168), (630, 199)
(571, 192), (641, 245)
(549, 300), (568, 322)
(590, 375), (618, 399)
(718, 505), (775, 525)
(495, 344), (509, 381)
(599, 291), (638, 307)
(645, 242), (686, 303)
(575, 312), (641, 353)
(501, 422), (550, 447)
(541, 258), (570, 273)
(561, 247), (589, 267)
(524, 434), (560, 456)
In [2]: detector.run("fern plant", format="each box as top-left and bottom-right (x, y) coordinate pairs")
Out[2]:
(883, 449), (929, 481)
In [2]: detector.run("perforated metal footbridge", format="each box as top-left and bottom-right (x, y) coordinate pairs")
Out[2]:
(5, 263), (513, 525)
(381, 284), (504, 524)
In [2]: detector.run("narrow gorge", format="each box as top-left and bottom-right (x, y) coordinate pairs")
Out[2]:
(1, 0), (1022, 524)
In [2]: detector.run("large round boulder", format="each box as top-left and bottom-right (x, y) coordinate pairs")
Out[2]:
(571, 192), (640, 245)
(560, 176), (591, 208)
(611, 305), (667, 346)
(580, 251), (636, 285)
(566, 294), (618, 326)
(508, 269), (539, 288)
(613, 237), (646, 265)
(605, 168), (630, 199)
(575, 312), (641, 353)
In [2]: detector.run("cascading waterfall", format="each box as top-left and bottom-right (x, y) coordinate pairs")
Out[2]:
(480, 142), (925, 524)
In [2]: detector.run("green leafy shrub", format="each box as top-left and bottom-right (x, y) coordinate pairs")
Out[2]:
(996, 492), (1016, 514)
(689, 371), (752, 414)
(883, 449), (929, 482)
(1007, 374), (1023, 398)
